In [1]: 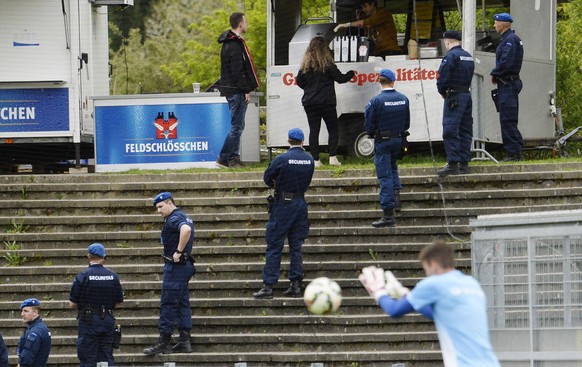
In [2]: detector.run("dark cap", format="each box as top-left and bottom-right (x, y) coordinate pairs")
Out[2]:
(443, 30), (462, 41)
(88, 243), (106, 258)
(288, 128), (305, 141)
(379, 69), (396, 81)
(20, 298), (41, 310)
(494, 13), (513, 22)
(153, 191), (172, 207)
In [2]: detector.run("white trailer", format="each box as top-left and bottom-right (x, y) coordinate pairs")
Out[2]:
(266, 0), (564, 157)
(0, 0), (129, 170)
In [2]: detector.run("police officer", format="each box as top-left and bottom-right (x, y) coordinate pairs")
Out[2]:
(253, 128), (315, 299)
(69, 243), (124, 367)
(365, 69), (410, 227)
(0, 331), (8, 367)
(436, 30), (475, 176)
(144, 192), (195, 355)
(17, 298), (51, 367)
(491, 12), (524, 161)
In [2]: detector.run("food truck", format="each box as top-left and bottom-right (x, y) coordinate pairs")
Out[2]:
(266, 0), (563, 157)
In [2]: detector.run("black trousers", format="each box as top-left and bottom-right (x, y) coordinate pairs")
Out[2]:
(303, 104), (339, 160)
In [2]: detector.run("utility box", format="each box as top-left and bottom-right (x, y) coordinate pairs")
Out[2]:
(471, 210), (582, 366)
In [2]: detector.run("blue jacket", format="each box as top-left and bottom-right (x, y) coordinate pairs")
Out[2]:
(70, 264), (124, 310)
(364, 89), (410, 136)
(18, 318), (51, 367)
(437, 45), (474, 96)
(0, 333), (8, 367)
(491, 29), (523, 77)
(264, 146), (314, 194)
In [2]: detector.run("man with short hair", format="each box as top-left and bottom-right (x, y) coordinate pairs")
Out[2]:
(436, 30), (475, 176)
(359, 240), (501, 367)
(335, 0), (400, 57)
(253, 128), (315, 299)
(365, 69), (410, 227)
(491, 12), (524, 162)
(216, 12), (260, 168)
(69, 243), (124, 367)
(17, 298), (51, 367)
(144, 192), (196, 355)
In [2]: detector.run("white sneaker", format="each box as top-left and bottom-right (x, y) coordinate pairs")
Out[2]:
(314, 160), (323, 167)
(329, 156), (342, 166)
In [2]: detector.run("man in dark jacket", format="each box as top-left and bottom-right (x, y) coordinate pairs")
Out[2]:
(491, 12), (524, 162)
(17, 298), (51, 367)
(216, 12), (260, 169)
(69, 243), (124, 367)
(436, 30), (475, 176)
(253, 128), (315, 299)
(365, 69), (410, 227)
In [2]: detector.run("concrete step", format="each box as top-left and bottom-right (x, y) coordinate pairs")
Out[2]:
(0, 163), (580, 366)
(2, 199), (581, 234)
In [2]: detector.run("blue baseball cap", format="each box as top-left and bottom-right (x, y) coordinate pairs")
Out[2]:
(379, 69), (396, 81)
(443, 30), (461, 40)
(153, 191), (172, 207)
(494, 13), (513, 22)
(288, 128), (304, 141)
(20, 298), (41, 310)
(88, 243), (106, 258)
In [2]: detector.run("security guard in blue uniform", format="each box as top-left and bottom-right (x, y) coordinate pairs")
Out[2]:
(69, 243), (124, 367)
(253, 128), (315, 299)
(491, 12), (524, 161)
(0, 332), (7, 367)
(144, 192), (195, 355)
(17, 298), (51, 367)
(365, 69), (410, 227)
(436, 30), (475, 176)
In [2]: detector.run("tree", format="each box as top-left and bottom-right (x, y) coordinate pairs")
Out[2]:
(556, 0), (582, 131)
(109, 0), (233, 94)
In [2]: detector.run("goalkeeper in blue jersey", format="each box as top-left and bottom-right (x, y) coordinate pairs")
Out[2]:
(359, 240), (501, 367)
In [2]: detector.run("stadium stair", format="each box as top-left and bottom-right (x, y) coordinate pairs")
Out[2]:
(0, 162), (581, 366)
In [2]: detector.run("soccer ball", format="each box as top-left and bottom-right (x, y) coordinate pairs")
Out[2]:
(303, 277), (342, 315)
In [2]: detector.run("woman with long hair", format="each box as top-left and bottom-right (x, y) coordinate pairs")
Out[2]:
(296, 36), (355, 166)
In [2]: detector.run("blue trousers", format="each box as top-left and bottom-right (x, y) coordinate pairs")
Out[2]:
(263, 199), (309, 285)
(442, 92), (473, 163)
(374, 138), (402, 211)
(498, 80), (523, 155)
(77, 314), (115, 367)
(219, 93), (248, 162)
(160, 262), (195, 334)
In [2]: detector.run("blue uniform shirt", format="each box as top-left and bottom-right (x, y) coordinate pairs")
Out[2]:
(161, 208), (194, 258)
(17, 317), (51, 367)
(407, 270), (501, 367)
(0, 333), (8, 367)
(70, 264), (124, 310)
(491, 29), (523, 77)
(364, 89), (410, 136)
(264, 146), (315, 194)
(437, 45), (475, 96)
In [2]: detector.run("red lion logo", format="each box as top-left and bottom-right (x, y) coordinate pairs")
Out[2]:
(154, 112), (178, 139)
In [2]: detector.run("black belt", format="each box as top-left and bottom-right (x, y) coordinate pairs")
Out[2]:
(499, 75), (520, 81)
(80, 307), (113, 319)
(446, 87), (470, 93)
(275, 192), (304, 201)
(376, 130), (406, 140)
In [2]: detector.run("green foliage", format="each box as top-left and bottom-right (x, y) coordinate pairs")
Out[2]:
(3, 240), (27, 266)
(109, 0), (266, 95)
(116, 241), (132, 248)
(556, 1), (582, 131)
(5, 219), (29, 234)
